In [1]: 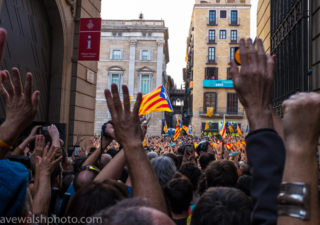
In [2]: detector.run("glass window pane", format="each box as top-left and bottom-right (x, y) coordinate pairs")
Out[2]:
(141, 74), (150, 94)
(141, 50), (149, 61)
(112, 50), (121, 60)
(111, 74), (120, 88)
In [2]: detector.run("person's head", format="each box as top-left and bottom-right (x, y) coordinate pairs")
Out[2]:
(205, 160), (238, 188)
(66, 180), (128, 219)
(179, 163), (202, 192)
(190, 187), (252, 225)
(151, 156), (177, 189)
(101, 121), (115, 139)
(164, 177), (193, 215)
(73, 157), (87, 174)
(199, 153), (215, 171)
(99, 154), (112, 169)
(74, 166), (100, 191)
(195, 141), (209, 155)
(106, 148), (118, 158)
(147, 151), (158, 161)
(236, 175), (252, 196)
(163, 153), (179, 169)
(87, 198), (175, 225)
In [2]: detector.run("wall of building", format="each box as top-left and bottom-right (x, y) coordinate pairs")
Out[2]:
(189, 1), (250, 136)
(257, 0), (271, 53)
(95, 21), (169, 136)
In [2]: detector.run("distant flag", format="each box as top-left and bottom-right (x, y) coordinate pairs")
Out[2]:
(163, 121), (168, 134)
(219, 115), (227, 139)
(174, 120), (182, 141)
(204, 121), (210, 131)
(237, 124), (242, 135)
(228, 125), (234, 133)
(182, 125), (190, 135)
(206, 107), (214, 117)
(139, 86), (173, 115)
(143, 136), (147, 147)
(246, 125), (249, 134)
(188, 126), (192, 135)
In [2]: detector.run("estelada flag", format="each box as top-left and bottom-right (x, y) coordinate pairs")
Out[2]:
(182, 125), (190, 135)
(163, 121), (169, 134)
(237, 124), (242, 135)
(219, 115), (227, 139)
(139, 86), (173, 115)
(174, 120), (182, 141)
(228, 125), (234, 133)
(204, 121), (210, 131)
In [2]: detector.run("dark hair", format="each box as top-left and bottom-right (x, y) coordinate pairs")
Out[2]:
(199, 153), (215, 170)
(65, 180), (128, 221)
(190, 187), (252, 225)
(88, 198), (153, 225)
(195, 141), (209, 155)
(101, 121), (113, 138)
(205, 160), (238, 188)
(106, 148), (118, 158)
(236, 175), (252, 196)
(164, 177), (193, 214)
(179, 163), (202, 191)
(163, 153), (179, 169)
(73, 157), (87, 174)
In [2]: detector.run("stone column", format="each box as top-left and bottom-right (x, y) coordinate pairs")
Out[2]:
(156, 40), (164, 87)
(129, 40), (137, 96)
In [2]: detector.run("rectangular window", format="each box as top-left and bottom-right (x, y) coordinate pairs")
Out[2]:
(209, 10), (216, 25)
(205, 67), (218, 80)
(227, 67), (232, 80)
(111, 74), (121, 89)
(208, 30), (216, 43)
(204, 92), (217, 113)
(112, 50), (122, 60)
(140, 74), (152, 94)
(230, 47), (236, 61)
(220, 10), (227, 18)
(231, 10), (238, 25)
(141, 50), (149, 61)
(227, 93), (238, 114)
(208, 47), (216, 63)
(230, 30), (238, 43)
(220, 30), (226, 39)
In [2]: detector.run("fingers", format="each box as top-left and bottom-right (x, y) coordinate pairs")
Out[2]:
(122, 85), (131, 113)
(0, 71), (9, 102)
(229, 61), (240, 80)
(247, 38), (257, 67)
(52, 155), (63, 165)
(11, 68), (23, 96)
(2, 71), (14, 97)
(43, 142), (50, 157)
(266, 54), (275, 83)
(111, 84), (123, 113)
(239, 39), (248, 66)
(0, 28), (7, 65)
(105, 89), (117, 119)
(24, 73), (33, 101)
(133, 93), (142, 120)
(256, 39), (266, 69)
(31, 91), (40, 113)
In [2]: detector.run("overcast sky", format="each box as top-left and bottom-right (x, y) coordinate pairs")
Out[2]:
(101, 0), (258, 86)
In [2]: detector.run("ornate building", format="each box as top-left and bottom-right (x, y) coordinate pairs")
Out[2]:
(0, 0), (101, 148)
(95, 18), (170, 136)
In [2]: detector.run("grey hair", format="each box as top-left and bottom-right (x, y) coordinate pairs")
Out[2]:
(147, 151), (158, 160)
(151, 156), (177, 188)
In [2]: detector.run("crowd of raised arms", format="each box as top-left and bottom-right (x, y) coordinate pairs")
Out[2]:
(0, 27), (319, 225)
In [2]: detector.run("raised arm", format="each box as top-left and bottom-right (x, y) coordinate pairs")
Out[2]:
(278, 93), (320, 225)
(105, 84), (167, 213)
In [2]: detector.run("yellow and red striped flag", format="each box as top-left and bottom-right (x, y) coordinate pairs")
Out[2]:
(174, 120), (182, 141)
(139, 86), (173, 115)
(163, 121), (168, 134)
(204, 121), (210, 131)
(237, 124), (242, 135)
(219, 115), (227, 139)
(182, 125), (190, 135)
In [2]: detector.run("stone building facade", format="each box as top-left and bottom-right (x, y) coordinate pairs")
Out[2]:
(0, 0), (101, 148)
(257, 0), (270, 53)
(184, 0), (250, 136)
(94, 19), (169, 136)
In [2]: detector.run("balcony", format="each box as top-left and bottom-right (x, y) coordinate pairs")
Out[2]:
(206, 60), (217, 65)
(208, 21), (217, 26)
(230, 39), (238, 44)
(199, 107), (245, 119)
(203, 80), (234, 88)
(207, 40), (216, 44)
(229, 18), (240, 26)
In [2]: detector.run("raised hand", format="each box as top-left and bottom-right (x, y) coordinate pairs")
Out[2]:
(36, 144), (62, 175)
(34, 135), (46, 157)
(47, 124), (60, 147)
(105, 84), (143, 148)
(230, 38), (275, 131)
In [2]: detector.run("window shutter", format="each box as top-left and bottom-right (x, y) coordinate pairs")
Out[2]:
(215, 68), (219, 80)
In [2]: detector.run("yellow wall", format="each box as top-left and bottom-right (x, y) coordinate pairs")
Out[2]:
(257, 0), (271, 53)
(189, 1), (250, 135)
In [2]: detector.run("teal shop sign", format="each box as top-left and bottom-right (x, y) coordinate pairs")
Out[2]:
(203, 80), (234, 88)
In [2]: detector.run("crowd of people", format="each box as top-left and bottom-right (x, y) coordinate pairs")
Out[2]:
(0, 26), (319, 225)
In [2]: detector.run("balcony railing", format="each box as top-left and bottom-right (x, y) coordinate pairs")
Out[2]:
(230, 39), (238, 44)
(206, 59), (217, 65)
(208, 21), (217, 26)
(199, 107), (244, 118)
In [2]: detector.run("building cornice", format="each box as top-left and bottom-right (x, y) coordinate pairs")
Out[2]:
(194, 4), (251, 8)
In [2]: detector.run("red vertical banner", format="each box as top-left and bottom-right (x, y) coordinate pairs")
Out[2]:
(78, 18), (102, 61)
